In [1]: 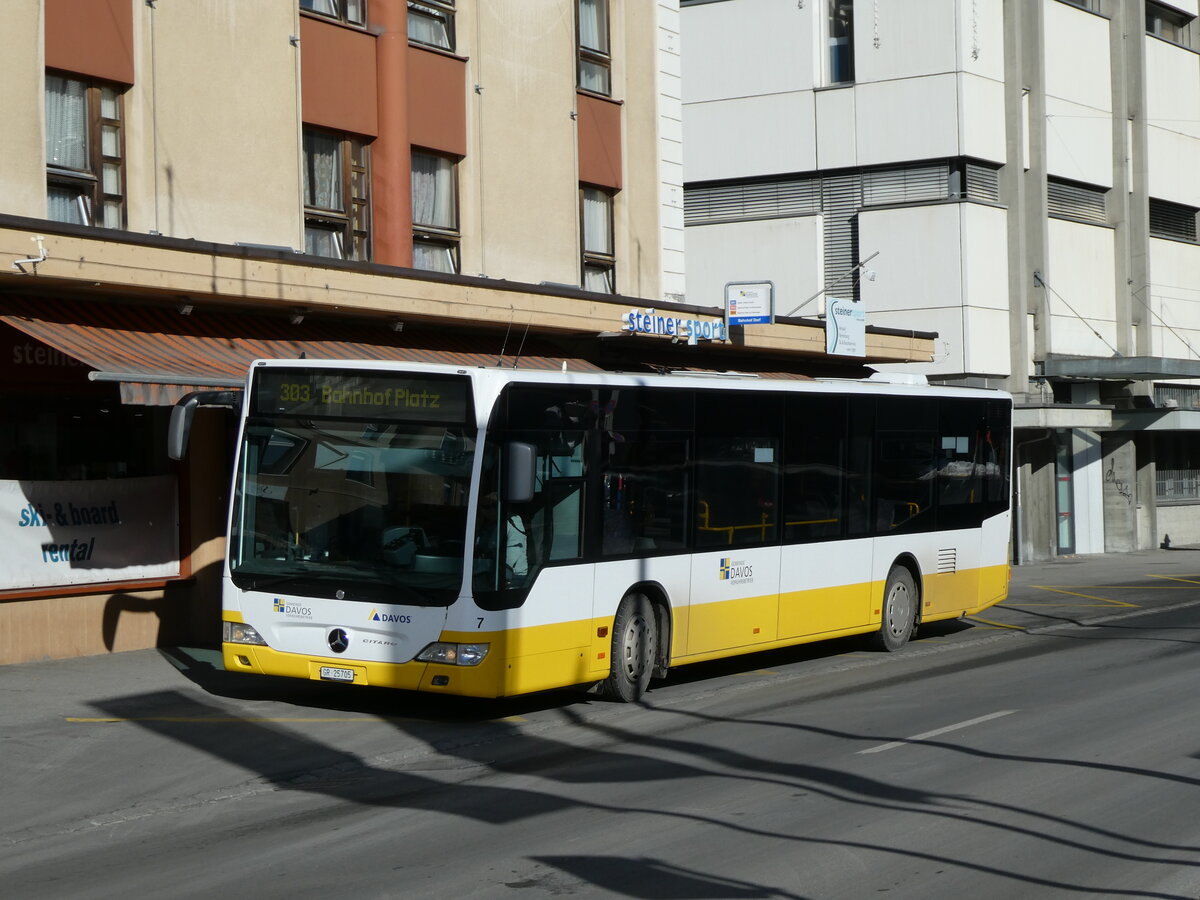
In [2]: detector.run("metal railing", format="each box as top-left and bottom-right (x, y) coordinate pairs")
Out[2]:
(1156, 468), (1200, 502)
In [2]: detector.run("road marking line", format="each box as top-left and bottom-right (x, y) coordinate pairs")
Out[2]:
(967, 616), (1025, 630)
(66, 716), (390, 724)
(1026, 586), (1139, 607)
(1147, 575), (1200, 585)
(858, 710), (1017, 754)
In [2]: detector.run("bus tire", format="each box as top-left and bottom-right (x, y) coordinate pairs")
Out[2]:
(601, 594), (657, 702)
(873, 565), (917, 652)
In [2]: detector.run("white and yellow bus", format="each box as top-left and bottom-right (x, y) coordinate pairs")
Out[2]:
(174, 360), (1011, 702)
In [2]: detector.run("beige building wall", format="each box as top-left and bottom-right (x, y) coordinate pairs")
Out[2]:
(459, 1), (581, 286)
(0, 2), (48, 220)
(127, 1), (302, 247)
(617, 0), (665, 302)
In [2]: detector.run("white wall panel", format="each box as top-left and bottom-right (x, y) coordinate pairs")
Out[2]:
(1148, 238), (1200, 359)
(1046, 219), (1118, 356)
(815, 87), (856, 170)
(1148, 127), (1200, 209)
(1044, 97), (1114, 189)
(1145, 37), (1200, 139)
(684, 216), (823, 314)
(962, 204), (1010, 312)
(871, 306), (966, 375)
(955, 0), (1005, 83)
(855, 75), (962, 166)
(959, 73), (1007, 165)
(859, 205), (965, 313)
(962, 306), (1012, 375)
(854, 0), (957, 83)
(1043, 0), (1111, 113)
(681, 0), (814, 103)
(683, 93), (817, 182)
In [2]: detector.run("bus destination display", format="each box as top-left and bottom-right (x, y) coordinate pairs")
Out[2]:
(253, 369), (470, 423)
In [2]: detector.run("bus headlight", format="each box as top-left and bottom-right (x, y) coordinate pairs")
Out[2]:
(224, 621), (267, 645)
(416, 642), (490, 666)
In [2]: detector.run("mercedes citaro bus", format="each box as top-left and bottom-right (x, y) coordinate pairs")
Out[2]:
(169, 360), (1012, 702)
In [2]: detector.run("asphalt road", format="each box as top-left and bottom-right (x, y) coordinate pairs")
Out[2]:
(3, 549), (1200, 899)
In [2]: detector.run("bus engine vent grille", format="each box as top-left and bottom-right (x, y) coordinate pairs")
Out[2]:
(937, 548), (957, 574)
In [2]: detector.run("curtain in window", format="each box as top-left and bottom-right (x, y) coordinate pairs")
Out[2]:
(579, 0), (608, 53)
(582, 188), (612, 255)
(411, 153), (455, 228)
(304, 131), (343, 212)
(408, 4), (451, 48)
(47, 185), (89, 225)
(301, 0), (338, 15)
(45, 75), (89, 170)
(413, 240), (457, 274)
(583, 264), (613, 293)
(305, 225), (344, 259)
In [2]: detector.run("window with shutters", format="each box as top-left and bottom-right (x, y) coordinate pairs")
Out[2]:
(45, 72), (125, 229)
(1149, 198), (1198, 243)
(1047, 178), (1108, 225)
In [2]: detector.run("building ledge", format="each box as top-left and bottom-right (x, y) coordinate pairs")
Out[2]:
(1042, 354), (1200, 380)
(1013, 404), (1113, 429)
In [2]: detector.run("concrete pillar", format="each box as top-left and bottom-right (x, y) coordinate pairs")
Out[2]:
(1016, 432), (1057, 563)
(1102, 433), (1138, 553)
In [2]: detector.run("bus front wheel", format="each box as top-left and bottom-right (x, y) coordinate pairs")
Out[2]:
(873, 566), (917, 652)
(601, 594), (657, 702)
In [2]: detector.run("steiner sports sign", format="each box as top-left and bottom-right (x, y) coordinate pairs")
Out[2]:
(621, 308), (728, 345)
(2, 475), (180, 590)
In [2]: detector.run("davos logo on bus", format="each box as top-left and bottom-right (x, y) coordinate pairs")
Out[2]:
(370, 609), (412, 624)
(719, 557), (754, 585)
(273, 598), (312, 619)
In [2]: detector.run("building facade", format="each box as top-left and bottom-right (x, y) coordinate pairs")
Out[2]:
(0, 0), (935, 664)
(681, 0), (1200, 562)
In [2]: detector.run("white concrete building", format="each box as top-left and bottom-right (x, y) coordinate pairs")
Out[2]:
(681, 0), (1200, 561)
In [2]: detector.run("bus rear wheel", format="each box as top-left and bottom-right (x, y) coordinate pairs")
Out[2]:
(601, 594), (657, 702)
(873, 565), (917, 652)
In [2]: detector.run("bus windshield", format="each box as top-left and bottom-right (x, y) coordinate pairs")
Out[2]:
(229, 369), (475, 606)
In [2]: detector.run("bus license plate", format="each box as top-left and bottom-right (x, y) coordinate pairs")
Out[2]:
(319, 666), (355, 683)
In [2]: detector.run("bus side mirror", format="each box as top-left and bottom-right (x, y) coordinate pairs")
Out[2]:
(168, 390), (242, 460)
(504, 441), (537, 503)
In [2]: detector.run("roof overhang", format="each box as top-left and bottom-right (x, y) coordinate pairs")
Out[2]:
(1013, 404), (1113, 430)
(1110, 409), (1200, 432)
(1042, 354), (1200, 380)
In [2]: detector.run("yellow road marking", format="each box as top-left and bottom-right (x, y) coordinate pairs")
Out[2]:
(1021, 586), (1139, 607)
(66, 716), (394, 724)
(1147, 575), (1200, 585)
(967, 616), (1026, 631)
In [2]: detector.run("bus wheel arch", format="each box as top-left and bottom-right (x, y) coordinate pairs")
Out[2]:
(600, 588), (664, 702)
(873, 556), (921, 652)
(631, 581), (672, 679)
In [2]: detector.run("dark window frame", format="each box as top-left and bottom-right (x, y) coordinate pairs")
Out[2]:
(45, 70), (126, 230)
(1146, 0), (1196, 49)
(580, 184), (616, 293)
(299, 0), (367, 28)
(407, 0), (456, 51)
(411, 148), (461, 275)
(577, 0), (612, 96)
(302, 127), (372, 261)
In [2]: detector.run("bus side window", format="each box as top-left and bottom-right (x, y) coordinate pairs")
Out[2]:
(783, 394), (846, 542)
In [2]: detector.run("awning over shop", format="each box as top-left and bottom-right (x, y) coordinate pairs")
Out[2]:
(1042, 354), (1200, 380)
(0, 297), (601, 405)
